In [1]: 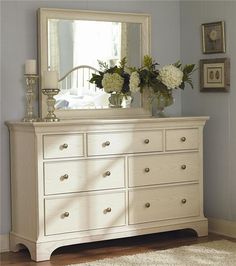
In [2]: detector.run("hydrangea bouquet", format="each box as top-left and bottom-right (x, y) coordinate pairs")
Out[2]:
(136, 55), (196, 115)
(89, 58), (138, 107)
(89, 56), (195, 112)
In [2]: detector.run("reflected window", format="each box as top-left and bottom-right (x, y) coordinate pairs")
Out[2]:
(73, 21), (122, 69)
(48, 19), (123, 76)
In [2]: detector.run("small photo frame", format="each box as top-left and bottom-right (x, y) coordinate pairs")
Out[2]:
(200, 58), (230, 92)
(202, 21), (226, 54)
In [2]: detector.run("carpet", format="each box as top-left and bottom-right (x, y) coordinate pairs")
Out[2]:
(68, 240), (236, 266)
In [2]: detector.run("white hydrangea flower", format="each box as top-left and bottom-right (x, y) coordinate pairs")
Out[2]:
(159, 65), (183, 89)
(102, 73), (124, 93)
(129, 71), (140, 93)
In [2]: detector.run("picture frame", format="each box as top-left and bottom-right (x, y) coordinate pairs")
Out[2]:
(201, 21), (226, 54)
(200, 58), (230, 92)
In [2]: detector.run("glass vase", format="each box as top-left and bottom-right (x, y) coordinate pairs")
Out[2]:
(108, 93), (124, 108)
(153, 92), (174, 117)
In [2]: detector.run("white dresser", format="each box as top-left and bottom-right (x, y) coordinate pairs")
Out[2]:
(7, 117), (209, 261)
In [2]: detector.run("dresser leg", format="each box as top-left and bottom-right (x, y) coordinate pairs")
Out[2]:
(30, 247), (52, 262)
(22, 242), (54, 261)
(10, 235), (24, 252)
(192, 219), (208, 237)
(10, 233), (53, 261)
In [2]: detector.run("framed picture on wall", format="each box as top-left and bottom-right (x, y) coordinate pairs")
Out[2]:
(200, 58), (230, 92)
(201, 21), (226, 54)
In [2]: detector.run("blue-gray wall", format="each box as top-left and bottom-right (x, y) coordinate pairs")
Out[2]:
(0, 1), (181, 234)
(180, 1), (236, 222)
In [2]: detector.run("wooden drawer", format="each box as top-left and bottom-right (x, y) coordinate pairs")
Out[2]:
(87, 130), (163, 156)
(166, 128), (199, 151)
(45, 192), (126, 235)
(128, 184), (199, 224)
(44, 157), (125, 195)
(43, 134), (84, 159)
(128, 152), (199, 187)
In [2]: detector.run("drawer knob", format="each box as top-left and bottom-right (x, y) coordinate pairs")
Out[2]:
(145, 167), (150, 173)
(104, 207), (112, 213)
(104, 141), (110, 147)
(61, 174), (69, 180)
(145, 202), (151, 208)
(181, 165), (187, 170)
(62, 143), (68, 149)
(181, 137), (186, 142)
(104, 171), (111, 177)
(144, 139), (150, 144)
(181, 199), (187, 204)
(63, 212), (70, 217)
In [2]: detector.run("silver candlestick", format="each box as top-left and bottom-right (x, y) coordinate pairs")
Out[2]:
(42, 88), (60, 122)
(23, 74), (38, 122)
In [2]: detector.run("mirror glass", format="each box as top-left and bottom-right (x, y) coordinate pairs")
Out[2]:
(38, 8), (150, 118)
(48, 19), (141, 110)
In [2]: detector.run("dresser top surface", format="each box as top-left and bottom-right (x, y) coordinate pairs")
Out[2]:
(7, 116), (209, 126)
(6, 116), (209, 131)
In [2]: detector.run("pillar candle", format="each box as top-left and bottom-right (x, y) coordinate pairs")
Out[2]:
(25, 59), (37, 75)
(43, 71), (58, 89)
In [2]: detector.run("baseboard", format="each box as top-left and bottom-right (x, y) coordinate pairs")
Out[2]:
(0, 234), (10, 252)
(208, 218), (236, 238)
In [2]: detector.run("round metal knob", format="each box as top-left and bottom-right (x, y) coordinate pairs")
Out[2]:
(104, 171), (111, 177)
(181, 165), (187, 170)
(104, 141), (110, 146)
(181, 199), (187, 204)
(105, 207), (112, 213)
(63, 212), (70, 217)
(145, 202), (151, 208)
(181, 137), (186, 142)
(145, 168), (150, 173)
(144, 139), (150, 144)
(62, 143), (68, 149)
(61, 174), (69, 180)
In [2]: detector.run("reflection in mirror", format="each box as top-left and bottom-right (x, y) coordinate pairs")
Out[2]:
(48, 19), (141, 110)
(38, 8), (150, 118)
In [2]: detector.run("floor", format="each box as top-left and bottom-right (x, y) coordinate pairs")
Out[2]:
(1, 230), (235, 266)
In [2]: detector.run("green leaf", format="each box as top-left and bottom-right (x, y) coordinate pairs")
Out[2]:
(98, 60), (109, 70)
(89, 73), (103, 89)
(186, 80), (194, 89)
(143, 55), (153, 68)
(179, 82), (185, 90)
(183, 64), (195, 74)
(173, 60), (182, 68)
(106, 66), (118, 74)
(119, 57), (127, 68)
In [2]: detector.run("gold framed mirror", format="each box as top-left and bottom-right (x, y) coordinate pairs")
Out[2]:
(38, 8), (151, 119)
